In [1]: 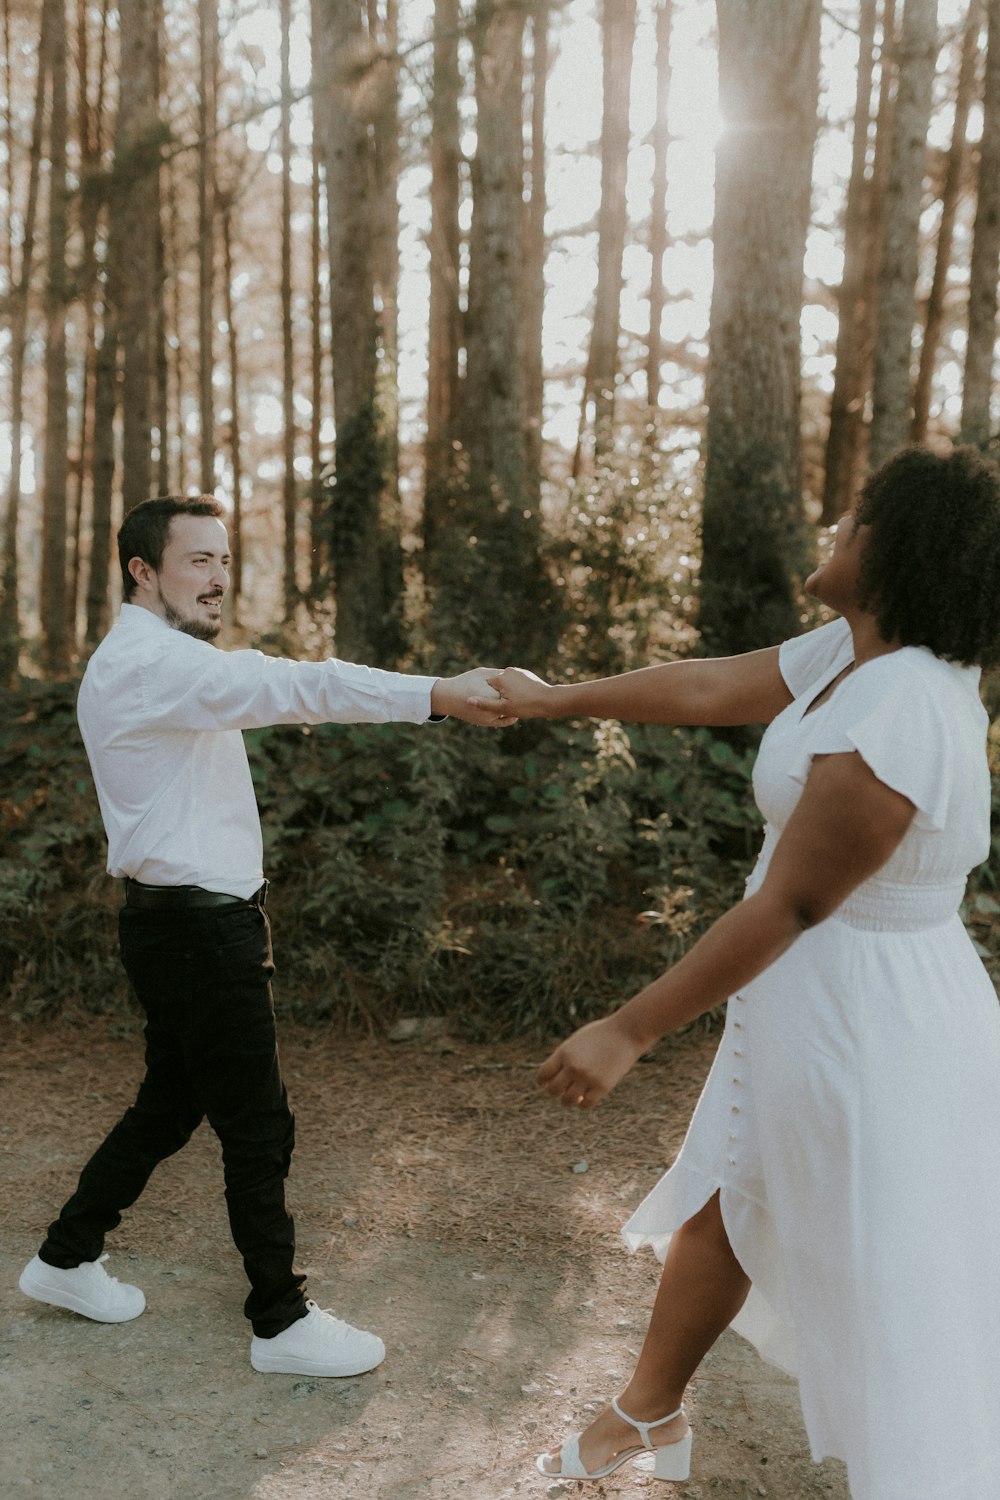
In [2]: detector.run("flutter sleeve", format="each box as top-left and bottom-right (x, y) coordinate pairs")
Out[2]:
(778, 616), (853, 699)
(792, 651), (950, 832)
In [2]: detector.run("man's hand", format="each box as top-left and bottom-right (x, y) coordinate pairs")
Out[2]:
(468, 666), (558, 720)
(536, 1014), (646, 1108)
(431, 667), (519, 727)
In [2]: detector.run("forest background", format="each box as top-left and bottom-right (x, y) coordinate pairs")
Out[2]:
(2, 0), (1000, 1031)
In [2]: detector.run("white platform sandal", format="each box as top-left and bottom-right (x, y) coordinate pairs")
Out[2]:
(535, 1397), (692, 1481)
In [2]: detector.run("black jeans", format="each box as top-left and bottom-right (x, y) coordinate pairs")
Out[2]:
(39, 899), (308, 1338)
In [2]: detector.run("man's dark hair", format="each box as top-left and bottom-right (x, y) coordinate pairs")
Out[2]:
(856, 445), (1000, 668)
(118, 495), (226, 601)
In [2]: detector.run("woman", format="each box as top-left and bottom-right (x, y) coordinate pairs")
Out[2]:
(479, 446), (1000, 1499)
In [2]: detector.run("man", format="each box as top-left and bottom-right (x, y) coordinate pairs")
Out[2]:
(18, 494), (513, 1378)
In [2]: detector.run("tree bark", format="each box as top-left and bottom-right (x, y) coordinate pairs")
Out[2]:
(197, 0), (217, 493)
(309, 105), (327, 600)
(369, 0), (405, 664)
(281, 0), (298, 618)
(821, 0), (878, 522)
(646, 0), (674, 423)
(423, 0), (463, 557)
(574, 0), (637, 473)
(523, 0), (550, 504)
(116, 0), (160, 512)
(700, 0), (821, 656)
(40, 0), (71, 675)
(912, 0), (980, 442)
(465, 0), (527, 509)
(313, 0), (386, 662)
(0, 0), (49, 682)
(221, 194), (244, 615)
(960, 0), (1000, 447)
(868, 0), (939, 469)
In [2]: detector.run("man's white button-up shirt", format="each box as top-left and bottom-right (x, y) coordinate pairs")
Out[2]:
(77, 604), (438, 898)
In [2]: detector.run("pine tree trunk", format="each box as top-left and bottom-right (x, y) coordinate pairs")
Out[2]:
(166, 156), (188, 494)
(700, 0), (821, 656)
(309, 118), (326, 599)
(960, 0), (1000, 447)
(369, 0), (405, 664)
(646, 0), (674, 424)
(523, 0), (550, 504)
(221, 196), (244, 615)
(117, 0), (160, 512)
(281, 0), (297, 618)
(869, 0), (939, 469)
(197, 0), (217, 494)
(423, 0), (462, 557)
(313, 0), (385, 663)
(912, 1), (980, 442)
(465, 0), (527, 510)
(456, 0), (557, 662)
(821, 0), (878, 522)
(574, 0), (637, 473)
(0, 0), (49, 681)
(86, 302), (119, 647)
(40, 0), (71, 676)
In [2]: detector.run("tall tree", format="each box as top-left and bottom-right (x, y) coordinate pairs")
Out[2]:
(117, 0), (160, 512)
(313, 0), (387, 662)
(523, 0), (550, 502)
(868, 0), (939, 468)
(699, 0), (821, 655)
(822, 0), (878, 522)
(221, 191), (244, 614)
(40, 0), (70, 674)
(423, 0), (463, 557)
(0, 0), (49, 681)
(281, 0), (298, 617)
(912, 1), (980, 442)
(960, 0), (1000, 447)
(309, 12), (327, 604)
(368, 0), (405, 663)
(197, 0), (218, 494)
(573, 0), (637, 473)
(646, 0), (674, 424)
(457, 0), (557, 662)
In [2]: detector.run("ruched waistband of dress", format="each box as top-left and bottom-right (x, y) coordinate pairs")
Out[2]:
(830, 878), (965, 932)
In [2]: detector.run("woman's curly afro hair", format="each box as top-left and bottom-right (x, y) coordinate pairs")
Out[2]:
(855, 444), (1000, 668)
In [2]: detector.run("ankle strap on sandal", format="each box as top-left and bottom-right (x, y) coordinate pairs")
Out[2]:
(610, 1397), (685, 1451)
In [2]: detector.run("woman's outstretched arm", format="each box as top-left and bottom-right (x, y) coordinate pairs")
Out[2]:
(475, 644), (793, 728)
(537, 749), (916, 1108)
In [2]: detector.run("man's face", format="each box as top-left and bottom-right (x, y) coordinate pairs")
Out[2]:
(133, 515), (231, 641)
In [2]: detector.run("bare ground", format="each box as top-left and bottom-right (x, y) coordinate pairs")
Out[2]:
(0, 1017), (850, 1500)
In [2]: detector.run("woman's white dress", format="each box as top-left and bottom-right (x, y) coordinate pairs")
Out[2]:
(623, 617), (1000, 1500)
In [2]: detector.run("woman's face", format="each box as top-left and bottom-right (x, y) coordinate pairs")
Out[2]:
(805, 509), (869, 612)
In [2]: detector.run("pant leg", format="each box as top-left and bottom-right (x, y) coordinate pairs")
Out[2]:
(40, 922), (205, 1268)
(41, 901), (307, 1337)
(138, 902), (307, 1337)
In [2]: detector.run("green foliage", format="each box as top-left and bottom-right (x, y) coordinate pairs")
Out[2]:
(0, 676), (759, 1035)
(547, 454), (701, 677)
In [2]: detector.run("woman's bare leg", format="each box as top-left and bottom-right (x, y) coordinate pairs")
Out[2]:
(540, 1190), (751, 1474)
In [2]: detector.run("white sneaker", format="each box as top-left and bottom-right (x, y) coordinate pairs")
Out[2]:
(250, 1299), (385, 1376)
(18, 1253), (146, 1323)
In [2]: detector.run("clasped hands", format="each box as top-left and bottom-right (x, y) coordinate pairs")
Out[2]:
(431, 664), (553, 727)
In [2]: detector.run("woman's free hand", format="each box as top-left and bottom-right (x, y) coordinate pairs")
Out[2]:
(536, 1014), (646, 1108)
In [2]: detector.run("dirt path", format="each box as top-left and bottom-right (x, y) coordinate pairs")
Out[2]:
(1, 1018), (849, 1500)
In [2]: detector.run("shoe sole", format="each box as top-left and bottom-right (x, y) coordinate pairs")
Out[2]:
(18, 1267), (145, 1324)
(250, 1345), (385, 1377)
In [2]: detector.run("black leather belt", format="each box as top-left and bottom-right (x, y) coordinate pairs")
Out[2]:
(124, 879), (268, 911)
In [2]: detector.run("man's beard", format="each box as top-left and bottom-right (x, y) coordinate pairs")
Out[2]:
(158, 587), (224, 642)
